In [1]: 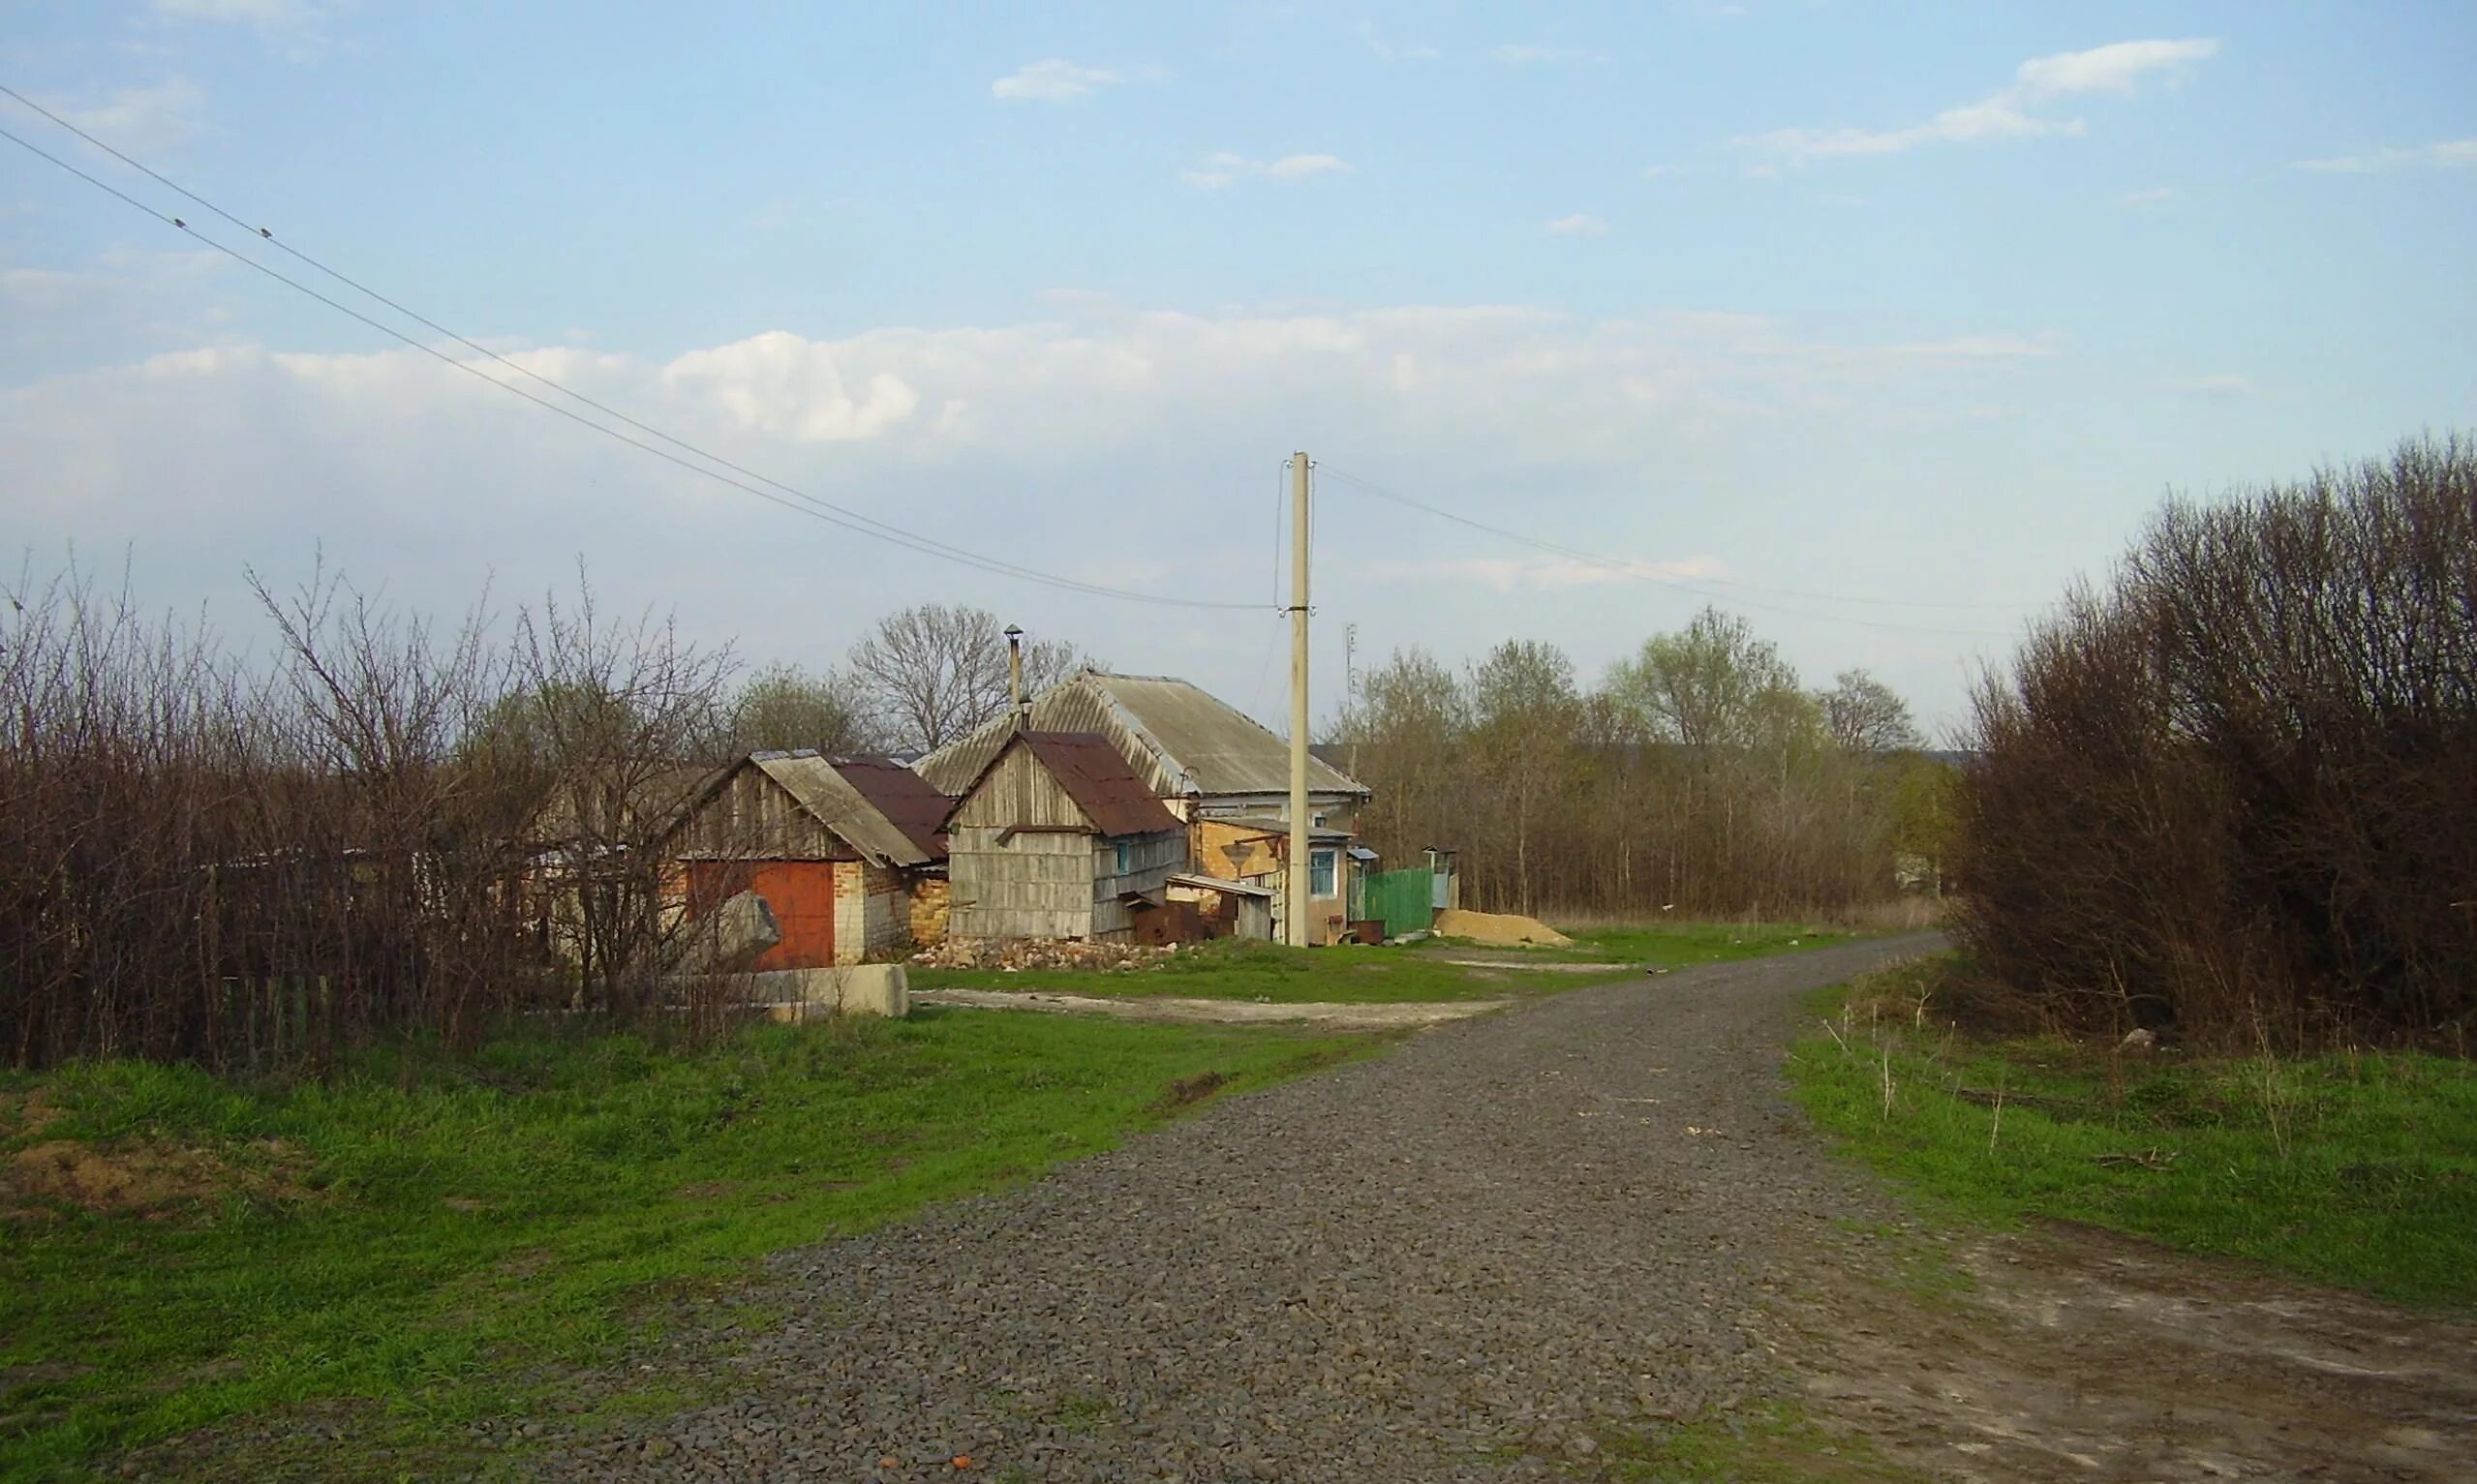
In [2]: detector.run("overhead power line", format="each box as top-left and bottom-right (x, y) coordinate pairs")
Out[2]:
(0, 91), (1265, 614)
(1317, 466), (2026, 640)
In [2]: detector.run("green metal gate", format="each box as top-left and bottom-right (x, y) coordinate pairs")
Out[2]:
(1362, 868), (1436, 940)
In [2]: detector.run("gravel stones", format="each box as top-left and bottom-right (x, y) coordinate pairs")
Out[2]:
(535, 936), (1939, 1482)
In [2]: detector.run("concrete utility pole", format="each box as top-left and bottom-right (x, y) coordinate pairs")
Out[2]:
(1287, 450), (1312, 948)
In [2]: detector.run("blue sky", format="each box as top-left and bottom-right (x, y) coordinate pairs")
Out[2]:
(5, 2), (2473, 736)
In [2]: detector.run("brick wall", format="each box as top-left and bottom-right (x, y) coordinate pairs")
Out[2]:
(908, 874), (950, 947)
(831, 861), (914, 964)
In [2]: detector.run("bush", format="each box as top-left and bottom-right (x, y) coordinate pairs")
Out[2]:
(1956, 436), (2477, 1049)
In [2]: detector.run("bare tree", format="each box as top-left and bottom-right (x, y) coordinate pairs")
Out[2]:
(1820, 668), (1923, 753)
(847, 604), (1092, 753)
(507, 578), (736, 1018)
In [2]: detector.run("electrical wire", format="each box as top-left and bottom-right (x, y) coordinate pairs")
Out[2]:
(0, 97), (1266, 613)
(1316, 465), (2025, 639)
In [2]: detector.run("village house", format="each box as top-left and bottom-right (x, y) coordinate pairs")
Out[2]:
(916, 672), (1375, 944)
(939, 730), (1186, 943)
(665, 751), (952, 968)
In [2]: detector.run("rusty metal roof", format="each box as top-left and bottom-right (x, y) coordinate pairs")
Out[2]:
(915, 672), (1369, 802)
(1001, 731), (1182, 838)
(827, 756), (953, 861)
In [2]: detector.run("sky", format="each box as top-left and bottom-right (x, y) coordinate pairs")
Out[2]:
(4, 1), (2473, 741)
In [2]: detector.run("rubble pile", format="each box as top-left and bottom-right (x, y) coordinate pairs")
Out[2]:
(908, 938), (1177, 973)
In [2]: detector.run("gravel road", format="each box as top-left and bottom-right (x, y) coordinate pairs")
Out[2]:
(539, 934), (1939, 1482)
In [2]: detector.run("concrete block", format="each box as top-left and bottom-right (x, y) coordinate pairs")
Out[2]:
(732, 964), (909, 1020)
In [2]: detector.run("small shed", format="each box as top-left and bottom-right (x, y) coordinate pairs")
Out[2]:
(1166, 872), (1276, 942)
(668, 751), (949, 968)
(943, 731), (1185, 942)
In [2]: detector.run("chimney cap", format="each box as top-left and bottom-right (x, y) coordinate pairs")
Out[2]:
(1004, 623), (1024, 638)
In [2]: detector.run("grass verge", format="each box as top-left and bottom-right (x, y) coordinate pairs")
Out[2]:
(913, 937), (1532, 1003)
(0, 1009), (1380, 1476)
(1595, 1401), (1923, 1482)
(1538, 922), (1847, 967)
(911, 921), (1851, 1002)
(1788, 955), (2477, 1308)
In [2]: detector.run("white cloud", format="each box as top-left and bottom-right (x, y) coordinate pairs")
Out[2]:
(1181, 152), (1351, 189)
(1363, 554), (1727, 591)
(0, 293), (2067, 729)
(1490, 44), (1611, 65)
(1740, 37), (2216, 164)
(2293, 138), (2477, 173)
(1544, 213), (1609, 236)
(659, 331), (922, 442)
(42, 79), (208, 151)
(2012, 39), (2218, 97)
(1357, 21), (1439, 62)
(2116, 186), (2177, 207)
(991, 59), (1122, 103)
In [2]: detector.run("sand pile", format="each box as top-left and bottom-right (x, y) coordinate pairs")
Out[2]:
(1432, 909), (1573, 947)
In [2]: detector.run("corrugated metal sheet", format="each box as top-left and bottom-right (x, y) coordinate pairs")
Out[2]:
(748, 752), (933, 867)
(828, 757), (952, 861)
(1017, 733), (1181, 838)
(914, 673), (1369, 803)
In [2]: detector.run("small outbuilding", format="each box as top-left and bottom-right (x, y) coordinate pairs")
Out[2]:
(667, 751), (951, 968)
(942, 731), (1185, 943)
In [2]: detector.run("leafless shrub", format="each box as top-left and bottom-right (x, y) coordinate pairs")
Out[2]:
(1956, 435), (2477, 1049)
(0, 558), (735, 1072)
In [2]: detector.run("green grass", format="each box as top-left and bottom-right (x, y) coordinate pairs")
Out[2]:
(1595, 1400), (1923, 1483)
(911, 937), (1550, 1003)
(911, 921), (1849, 1003)
(1534, 921), (1847, 967)
(1789, 957), (2477, 1308)
(0, 1009), (1380, 1477)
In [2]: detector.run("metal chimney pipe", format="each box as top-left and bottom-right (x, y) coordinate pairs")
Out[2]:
(1004, 624), (1025, 732)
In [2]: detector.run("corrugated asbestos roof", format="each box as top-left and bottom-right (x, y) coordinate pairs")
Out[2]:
(915, 672), (1369, 801)
(828, 756), (952, 861)
(1014, 732), (1182, 838)
(747, 751), (935, 867)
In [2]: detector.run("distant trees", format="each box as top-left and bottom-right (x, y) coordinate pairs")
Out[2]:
(1822, 669), (1922, 754)
(1956, 435), (2477, 1048)
(725, 663), (876, 755)
(1339, 605), (1929, 918)
(847, 604), (1095, 753)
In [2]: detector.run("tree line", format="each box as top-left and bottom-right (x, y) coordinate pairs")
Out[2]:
(1336, 608), (1954, 920)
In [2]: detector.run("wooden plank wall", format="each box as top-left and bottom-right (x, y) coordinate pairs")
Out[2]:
(948, 745), (1093, 831)
(1090, 831), (1186, 937)
(674, 767), (854, 861)
(948, 825), (1095, 940)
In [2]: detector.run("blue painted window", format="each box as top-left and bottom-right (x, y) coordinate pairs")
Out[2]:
(1115, 840), (1132, 875)
(1310, 848), (1336, 896)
